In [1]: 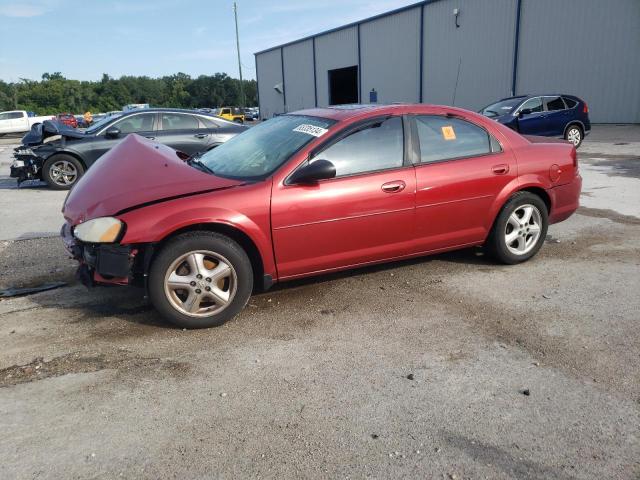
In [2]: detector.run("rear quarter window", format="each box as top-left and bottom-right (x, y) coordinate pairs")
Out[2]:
(563, 97), (578, 108)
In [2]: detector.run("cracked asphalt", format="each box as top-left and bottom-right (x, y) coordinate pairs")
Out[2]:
(0, 126), (639, 479)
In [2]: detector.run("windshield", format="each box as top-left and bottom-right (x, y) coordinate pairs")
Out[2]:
(198, 114), (335, 180)
(84, 115), (117, 134)
(480, 98), (523, 117)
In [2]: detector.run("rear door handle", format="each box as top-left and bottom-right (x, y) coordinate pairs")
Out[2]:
(381, 180), (406, 193)
(145, 136), (155, 140)
(492, 164), (509, 175)
(194, 133), (208, 139)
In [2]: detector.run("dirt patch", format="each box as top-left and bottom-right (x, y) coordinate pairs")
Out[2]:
(0, 352), (189, 387)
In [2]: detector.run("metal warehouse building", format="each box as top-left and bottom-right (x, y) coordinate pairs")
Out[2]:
(254, 0), (640, 123)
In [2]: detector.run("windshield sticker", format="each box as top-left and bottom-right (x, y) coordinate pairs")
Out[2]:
(293, 124), (329, 137)
(441, 125), (456, 141)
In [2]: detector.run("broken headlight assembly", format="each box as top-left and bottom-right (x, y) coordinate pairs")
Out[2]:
(73, 217), (124, 243)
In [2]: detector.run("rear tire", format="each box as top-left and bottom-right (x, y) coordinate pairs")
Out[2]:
(42, 154), (84, 190)
(487, 192), (548, 264)
(148, 232), (253, 329)
(564, 124), (583, 148)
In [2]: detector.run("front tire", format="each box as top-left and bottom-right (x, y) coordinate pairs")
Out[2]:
(148, 232), (253, 329)
(42, 154), (84, 190)
(565, 124), (583, 148)
(487, 192), (548, 264)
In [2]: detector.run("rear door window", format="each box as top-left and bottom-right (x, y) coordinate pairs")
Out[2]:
(545, 96), (567, 111)
(414, 116), (494, 163)
(199, 117), (221, 129)
(8, 112), (24, 119)
(161, 113), (199, 131)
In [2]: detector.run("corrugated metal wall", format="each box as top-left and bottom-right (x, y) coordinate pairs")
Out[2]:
(360, 7), (422, 104)
(283, 40), (316, 112)
(255, 0), (640, 122)
(422, 0), (517, 111)
(314, 26), (359, 107)
(256, 48), (284, 119)
(517, 0), (640, 123)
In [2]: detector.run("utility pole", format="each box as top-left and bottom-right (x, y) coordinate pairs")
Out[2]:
(233, 1), (245, 108)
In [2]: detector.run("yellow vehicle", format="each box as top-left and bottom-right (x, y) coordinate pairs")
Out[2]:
(216, 107), (245, 123)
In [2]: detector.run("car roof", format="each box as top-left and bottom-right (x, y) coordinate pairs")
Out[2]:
(498, 94), (579, 102)
(119, 108), (225, 119)
(289, 103), (475, 121)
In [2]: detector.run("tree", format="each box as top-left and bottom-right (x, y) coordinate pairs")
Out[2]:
(1, 73), (257, 114)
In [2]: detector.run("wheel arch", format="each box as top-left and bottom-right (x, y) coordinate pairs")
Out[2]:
(152, 222), (267, 291)
(44, 150), (88, 170)
(563, 121), (584, 137)
(485, 180), (553, 240)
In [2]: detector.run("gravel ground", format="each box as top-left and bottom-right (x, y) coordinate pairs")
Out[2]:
(0, 126), (638, 479)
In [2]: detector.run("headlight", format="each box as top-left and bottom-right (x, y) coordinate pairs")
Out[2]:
(73, 217), (124, 243)
(15, 148), (33, 156)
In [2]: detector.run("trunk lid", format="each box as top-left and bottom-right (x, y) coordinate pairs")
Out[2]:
(63, 134), (244, 224)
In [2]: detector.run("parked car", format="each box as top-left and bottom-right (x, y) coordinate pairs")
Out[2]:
(60, 104), (581, 329)
(480, 94), (590, 147)
(243, 107), (258, 120)
(216, 107), (245, 123)
(56, 113), (78, 128)
(10, 108), (246, 189)
(0, 110), (54, 135)
(123, 103), (150, 112)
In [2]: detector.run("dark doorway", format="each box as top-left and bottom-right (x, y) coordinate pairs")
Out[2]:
(328, 66), (358, 105)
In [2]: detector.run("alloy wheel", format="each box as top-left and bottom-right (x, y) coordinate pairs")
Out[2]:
(163, 250), (238, 317)
(504, 204), (543, 255)
(50, 160), (78, 186)
(567, 127), (581, 146)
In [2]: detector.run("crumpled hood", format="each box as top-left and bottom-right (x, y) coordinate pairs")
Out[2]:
(63, 134), (244, 224)
(22, 120), (85, 146)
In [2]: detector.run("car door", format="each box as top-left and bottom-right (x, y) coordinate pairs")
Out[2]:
(271, 116), (417, 279)
(515, 97), (547, 136)
(155, 112), (212, 156)
(543, 96), (570, 137)
(84, 112), (157, 164)
(411, 115), (516, 251)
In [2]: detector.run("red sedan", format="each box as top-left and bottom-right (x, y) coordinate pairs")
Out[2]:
(62, 104), (581, 328)
(56, 113), (78, 128)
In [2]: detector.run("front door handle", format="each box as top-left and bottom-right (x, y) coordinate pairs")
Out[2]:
(194, 133), (208, 139)
(492, 164), (509, 175)
(381, 180), (406, 193)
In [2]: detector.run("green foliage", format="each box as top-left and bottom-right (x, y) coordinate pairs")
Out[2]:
(0, 72), (257, 114)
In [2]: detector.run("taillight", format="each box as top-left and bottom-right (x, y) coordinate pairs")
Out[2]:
(583, 103), (588, 114)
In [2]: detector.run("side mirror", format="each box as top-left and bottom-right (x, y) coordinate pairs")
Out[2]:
(518, 108), (533, 117)
(289, 159), (336, 184)
(105, 126), (121, 139)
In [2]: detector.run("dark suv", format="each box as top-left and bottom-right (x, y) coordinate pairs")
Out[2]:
(480, 94), (590, 147)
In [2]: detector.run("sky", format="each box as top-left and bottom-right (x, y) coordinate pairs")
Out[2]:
(0, 0), (418, 82)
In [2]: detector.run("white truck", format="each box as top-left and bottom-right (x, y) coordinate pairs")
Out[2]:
(0, 110), (55, 135)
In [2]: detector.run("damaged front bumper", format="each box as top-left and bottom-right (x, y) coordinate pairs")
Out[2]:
(10, 148), (45, 184)
(61, 222), (143, 288)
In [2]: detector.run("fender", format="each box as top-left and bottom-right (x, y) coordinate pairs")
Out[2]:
(117, 186), (276, 279)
